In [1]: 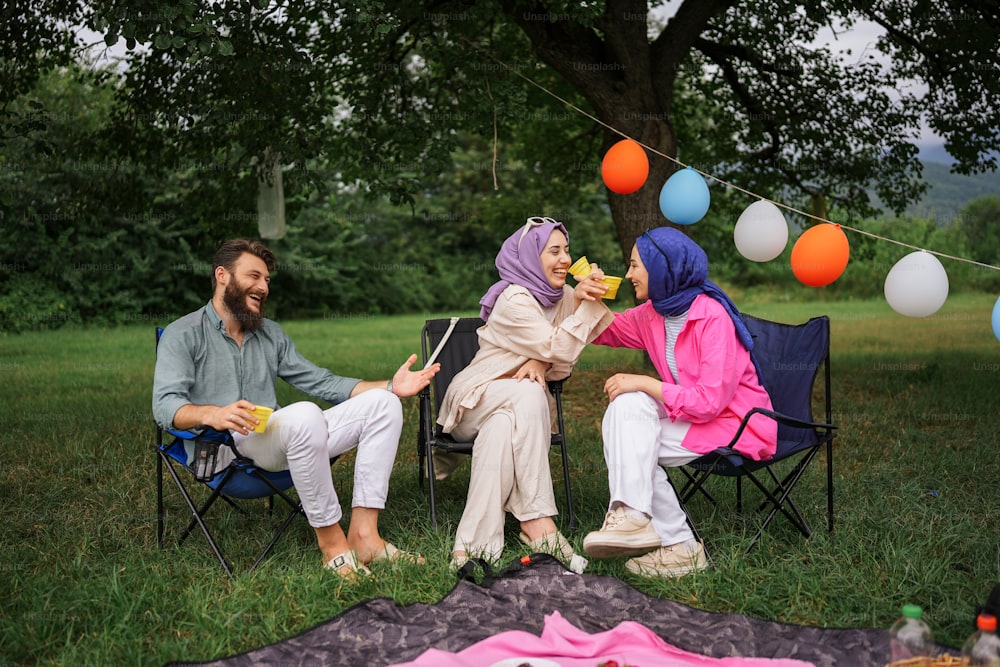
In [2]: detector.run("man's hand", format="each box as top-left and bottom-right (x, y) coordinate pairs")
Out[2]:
(389, 354), (440, 397)
(173, 399), (259, 435)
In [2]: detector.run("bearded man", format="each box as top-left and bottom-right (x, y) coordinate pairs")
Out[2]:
(153, 238), (439, 578)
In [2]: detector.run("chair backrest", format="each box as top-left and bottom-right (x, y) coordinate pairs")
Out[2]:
(744, 314), (831, 445)
(421, 317), (485, 421)
(154, 326), (295, 498)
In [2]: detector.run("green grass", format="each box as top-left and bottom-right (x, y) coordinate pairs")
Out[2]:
(2, 294), (999, 665)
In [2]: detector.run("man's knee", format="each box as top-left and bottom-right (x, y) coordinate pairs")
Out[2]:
(271, 401), (327, 448)
(353, 388), (404, 428)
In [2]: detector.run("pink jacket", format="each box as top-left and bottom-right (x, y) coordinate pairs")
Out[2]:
(592, 295), (777, 460)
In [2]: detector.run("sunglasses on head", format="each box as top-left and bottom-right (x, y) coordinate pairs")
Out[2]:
(518, 216), (561, 247)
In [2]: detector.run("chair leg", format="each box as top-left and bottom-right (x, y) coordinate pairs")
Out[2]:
(249, 506), (302, 573)
(157, 450), (165, 548)
(826, 438), (834, 533)
(426, 445), (439, 528)
(665, 472), (710, 566)
(160, 456), (234, 577)
(555, 436), (577, 532)
(741, 455), (819, 553)
(551, 386), (576, 531)
(678, 467), (720, 507)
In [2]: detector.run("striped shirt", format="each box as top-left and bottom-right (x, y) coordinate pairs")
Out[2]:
(663, 311), (689, 382)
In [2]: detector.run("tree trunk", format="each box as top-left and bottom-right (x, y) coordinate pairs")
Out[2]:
(506, 0), (725, 263)
(602, 119), (678, 265)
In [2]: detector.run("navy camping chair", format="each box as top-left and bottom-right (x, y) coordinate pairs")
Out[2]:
(417, 317), (577, 530)
(675, 315), (836, 553)
(155, 328), (307, 577)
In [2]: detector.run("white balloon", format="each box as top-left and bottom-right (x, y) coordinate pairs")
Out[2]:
(733, 200), (789, 262)
(883, 251), (949, 318)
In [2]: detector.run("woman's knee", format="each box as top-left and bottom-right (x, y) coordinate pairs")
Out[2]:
(508, 381), (550, 420)
(602, 391), (660, 429)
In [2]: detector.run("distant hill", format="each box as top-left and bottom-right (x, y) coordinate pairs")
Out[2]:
(903, 160), (1000, 226)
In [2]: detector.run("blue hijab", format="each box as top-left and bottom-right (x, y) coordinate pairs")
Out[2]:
(637, 227), (760, 371)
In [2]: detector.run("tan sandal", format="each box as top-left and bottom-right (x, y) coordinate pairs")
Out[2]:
(519, 531), (589, 574)
(369, 542), (426, 566)
(323, 551), (371, 581)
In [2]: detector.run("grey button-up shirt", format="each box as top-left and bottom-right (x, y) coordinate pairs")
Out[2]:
(152, 302), (361, 430)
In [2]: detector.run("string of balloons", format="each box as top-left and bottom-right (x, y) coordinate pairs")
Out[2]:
(481, 47), (1000, 340)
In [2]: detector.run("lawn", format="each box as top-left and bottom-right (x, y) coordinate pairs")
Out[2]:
(1, 293), (998, 665)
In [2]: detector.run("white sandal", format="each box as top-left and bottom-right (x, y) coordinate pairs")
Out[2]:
(519, 531), (589, 574)
(323, 551), (371, 581)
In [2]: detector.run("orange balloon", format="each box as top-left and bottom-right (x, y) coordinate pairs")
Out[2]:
(601, 139), (649, 194)
(790, 224), (850, 287)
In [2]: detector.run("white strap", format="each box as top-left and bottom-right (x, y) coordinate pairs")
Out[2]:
(424, 317), (461, 369)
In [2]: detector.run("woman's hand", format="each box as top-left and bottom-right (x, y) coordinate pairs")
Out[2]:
(604, 373), (660, 402)
(573, 266), (607, 304)
(514, 358), (550, 385)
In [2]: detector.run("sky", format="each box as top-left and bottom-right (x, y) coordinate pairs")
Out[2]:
(652, 2), (953, 162)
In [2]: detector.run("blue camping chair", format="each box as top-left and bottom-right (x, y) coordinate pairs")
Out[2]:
(154, 328), (308, 577)
(675, 315), (837, 553)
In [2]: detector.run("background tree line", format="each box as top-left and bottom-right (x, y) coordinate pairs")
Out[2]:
(2, 1), (999, 332)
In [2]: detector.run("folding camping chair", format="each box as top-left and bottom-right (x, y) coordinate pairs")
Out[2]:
(417, 317), (577, 530)
(154, 328), (306, 577)
(674, 314), (837, 553)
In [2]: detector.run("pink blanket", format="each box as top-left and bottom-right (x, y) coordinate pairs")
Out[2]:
(389, 611), (815, 667)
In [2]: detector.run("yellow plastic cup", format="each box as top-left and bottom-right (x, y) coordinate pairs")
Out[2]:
(249, 406), (274, 433)
(599, 275), (623, 300)
(568, 256), (592, 277)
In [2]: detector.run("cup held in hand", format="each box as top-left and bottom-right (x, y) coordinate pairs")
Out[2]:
(599, 275), (622, 300)
(249, 406), (274, 433)
(568, 256), (591, 277)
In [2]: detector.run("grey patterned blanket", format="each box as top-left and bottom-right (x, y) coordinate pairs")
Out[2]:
(167, 554), (896, 667)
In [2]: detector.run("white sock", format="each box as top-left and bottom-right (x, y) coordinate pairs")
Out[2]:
(625, 507), (650, 522)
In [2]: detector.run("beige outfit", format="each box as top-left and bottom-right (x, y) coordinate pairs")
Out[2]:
(438, 284), (614, 560)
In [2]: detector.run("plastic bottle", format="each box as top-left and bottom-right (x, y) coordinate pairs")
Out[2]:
(962, 613), (1000, 666)
(889, 604), (935, 663)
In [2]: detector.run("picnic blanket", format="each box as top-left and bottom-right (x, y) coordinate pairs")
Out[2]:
(166, 554), (896, 667)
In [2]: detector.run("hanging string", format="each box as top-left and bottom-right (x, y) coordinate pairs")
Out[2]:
(469, 42), (1000, 273)
(485, 76), (500, 191)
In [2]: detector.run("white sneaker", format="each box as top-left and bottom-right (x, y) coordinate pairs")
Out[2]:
(625, 542), (709, 578)
(582, 507), (661, 559)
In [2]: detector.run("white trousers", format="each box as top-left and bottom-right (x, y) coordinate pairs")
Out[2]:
(449, 379), (558, 560)
(602, 391), (697, 546)
(232, 390), (403, 528)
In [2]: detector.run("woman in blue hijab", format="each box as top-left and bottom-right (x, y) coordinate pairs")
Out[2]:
(582, 227), (776, 579)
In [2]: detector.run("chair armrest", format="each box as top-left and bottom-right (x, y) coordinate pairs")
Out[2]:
(165, 427), (233, 444)
(719, 407), (837, 453)
(546, 374), (570, 396)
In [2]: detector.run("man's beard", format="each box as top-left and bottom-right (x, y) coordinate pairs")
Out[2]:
(223, 278), (266, 332)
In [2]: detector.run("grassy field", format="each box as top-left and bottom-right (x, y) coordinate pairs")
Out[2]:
(2, 293), (999, 665)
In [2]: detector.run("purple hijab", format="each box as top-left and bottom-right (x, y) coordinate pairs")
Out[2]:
(479, 217), (569, 321)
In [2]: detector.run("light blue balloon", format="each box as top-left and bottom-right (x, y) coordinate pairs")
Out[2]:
(992, 294), (1000, 342)
(659, 167), (710, 225)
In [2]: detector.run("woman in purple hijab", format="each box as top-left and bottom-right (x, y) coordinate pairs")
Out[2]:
(437, 217), (614, 572)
